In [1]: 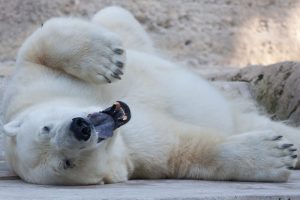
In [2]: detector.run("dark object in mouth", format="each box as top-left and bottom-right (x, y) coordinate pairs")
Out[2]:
(87, 101), (131, 142)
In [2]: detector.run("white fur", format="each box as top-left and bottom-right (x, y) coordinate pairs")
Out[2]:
(1, 6), (299, 185)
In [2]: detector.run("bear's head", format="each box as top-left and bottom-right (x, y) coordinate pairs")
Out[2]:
(3, 102), (131, 185)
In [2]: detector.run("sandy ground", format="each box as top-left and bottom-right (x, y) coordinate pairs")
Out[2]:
(1, 0), (300, 69)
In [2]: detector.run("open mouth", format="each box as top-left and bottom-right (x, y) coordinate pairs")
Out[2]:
(87, 101), (131, 143)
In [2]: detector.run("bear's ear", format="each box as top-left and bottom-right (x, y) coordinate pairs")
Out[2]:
(3, 120), (22, 136)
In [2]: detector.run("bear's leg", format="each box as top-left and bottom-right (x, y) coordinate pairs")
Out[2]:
(92, 6), (154, 53)
(168, 128), (297, 182)
(235, 112), (300, 168)
(18, 18), (126, 84)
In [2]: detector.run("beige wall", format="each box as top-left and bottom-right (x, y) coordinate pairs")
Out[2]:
(1, 0), (300, 68)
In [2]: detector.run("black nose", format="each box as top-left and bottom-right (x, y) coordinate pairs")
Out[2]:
(70, 117), (91, 141)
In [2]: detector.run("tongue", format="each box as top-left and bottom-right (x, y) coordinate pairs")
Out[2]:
(87, 112), (115, 140)
(87, 101), (131, 142)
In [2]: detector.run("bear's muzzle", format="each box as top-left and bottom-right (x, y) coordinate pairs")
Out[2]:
(70, 101), (131, 143)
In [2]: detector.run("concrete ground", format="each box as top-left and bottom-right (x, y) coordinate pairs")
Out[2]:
(0, 172), (300, 200)
(1, 136), (300, 200)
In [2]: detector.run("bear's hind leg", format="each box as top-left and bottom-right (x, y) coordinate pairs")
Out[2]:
(216, 130), (297, 182)
(235, 112), (300, 168)
(167, 124), (296, 182)
(92, 6), (154, 53)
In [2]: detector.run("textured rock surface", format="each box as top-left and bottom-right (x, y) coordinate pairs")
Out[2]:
(231, 62), (300, 126)
(1, 0), (300, 68)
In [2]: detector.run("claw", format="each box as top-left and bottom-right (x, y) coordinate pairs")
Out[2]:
(291, 155), (298, 159)
(273, 135), (283, 141)
(111, 73), (121, 80)
(97, 73), (112, 83)
(289, 148), (298, 152)
(116, 61), (124, 69)
(104, 76), (112, 83)
(114, 48), (124, 55)
(281, 144), (294, 149)
(115, 68), (124, 75)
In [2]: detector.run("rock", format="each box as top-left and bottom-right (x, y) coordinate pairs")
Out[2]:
(231, 61), (300, 126)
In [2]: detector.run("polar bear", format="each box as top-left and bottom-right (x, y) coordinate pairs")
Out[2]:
(1, 7), (299, 185)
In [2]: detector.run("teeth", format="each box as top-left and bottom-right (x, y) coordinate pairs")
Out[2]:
(88, 101), (131, 143)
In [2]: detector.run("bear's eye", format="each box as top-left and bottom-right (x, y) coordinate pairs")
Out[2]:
(42, 126), (51, 133)
(63, 159), (75, 169)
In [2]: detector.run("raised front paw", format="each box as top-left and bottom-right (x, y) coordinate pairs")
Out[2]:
(73, 25), (127, 84)
(95, 46), (126, 84)
(28, 18), (127, 84)
(88, 32), (126, 84)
